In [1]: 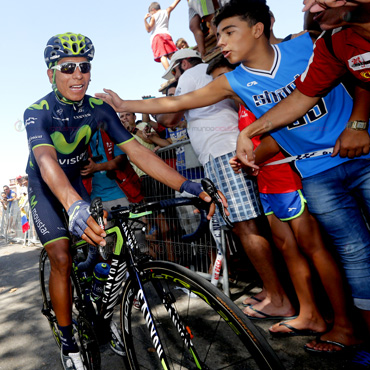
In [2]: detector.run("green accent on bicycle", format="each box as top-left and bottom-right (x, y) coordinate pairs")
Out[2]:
(89, 97), (103, 109)
(192, 291), (211, 306)
(161, 359), (168, 370)
(129, 210), (152, 219)
(28, 99), (49, 111)
(189, 348), (202, 369)
(106, 227), (123, 255)
(30, 195), (38, 209)
(75, 240), (87, 247)
(50, 125), (92, 154)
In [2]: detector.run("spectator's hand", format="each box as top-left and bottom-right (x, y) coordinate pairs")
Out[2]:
(95, 89), (124, 112)
(80, 158), (98, 176)
(67, 200), (106, 246)
(229, 156), (259, 176)
(332, 128), (370, 158)
(144, 13), (151, 20)
(236, 132), (260, 171)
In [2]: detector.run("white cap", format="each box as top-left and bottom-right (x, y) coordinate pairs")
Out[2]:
(162, 48), (202, 80)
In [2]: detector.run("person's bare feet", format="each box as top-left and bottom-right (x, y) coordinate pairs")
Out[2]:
(269, 316), (327, 335)
(304, 326), (362, 353)
(242, 297), (296, 319)
(242, 289), (266, 306)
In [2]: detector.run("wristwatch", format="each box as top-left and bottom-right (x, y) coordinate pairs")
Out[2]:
(346, 120), (368, 130)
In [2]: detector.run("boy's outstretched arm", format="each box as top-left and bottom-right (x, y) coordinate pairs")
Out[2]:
(236, 89), (319, 168)
(95, 75), (239, 115)
(167, 0), (181, 16)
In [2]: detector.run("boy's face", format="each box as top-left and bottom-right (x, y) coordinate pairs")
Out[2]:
(217, 16), (259, 65)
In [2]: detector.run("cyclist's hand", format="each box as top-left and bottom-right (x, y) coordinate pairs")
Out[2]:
(180, 180), (229, 221)
(67, 200), (106, 246)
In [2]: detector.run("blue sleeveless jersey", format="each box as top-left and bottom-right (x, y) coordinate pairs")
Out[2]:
(226, 32), (370, 178)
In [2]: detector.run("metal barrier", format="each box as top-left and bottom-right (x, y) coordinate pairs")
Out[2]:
(0, 201), (40, 246)
(140, 140), (221, 280)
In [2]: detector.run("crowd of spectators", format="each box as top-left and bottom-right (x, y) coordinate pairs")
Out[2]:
(93, 0), (370, 360)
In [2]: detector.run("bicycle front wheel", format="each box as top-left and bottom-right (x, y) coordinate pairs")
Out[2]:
(120, 261), (283, 370)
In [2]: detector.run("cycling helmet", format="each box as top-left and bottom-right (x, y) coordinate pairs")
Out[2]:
(44, 32), (95, 67)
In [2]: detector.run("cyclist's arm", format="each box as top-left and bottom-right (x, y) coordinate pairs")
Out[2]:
(33, 145), (106, 244)
(118, 139), (226, 218)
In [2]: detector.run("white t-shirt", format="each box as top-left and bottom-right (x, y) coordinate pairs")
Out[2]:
(175, 63), (238, 165)
(150, 9), (170, 43)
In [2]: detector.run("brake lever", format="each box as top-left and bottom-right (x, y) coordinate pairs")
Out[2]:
(90, 197), (105, 231)
(201, 178), (234, 229)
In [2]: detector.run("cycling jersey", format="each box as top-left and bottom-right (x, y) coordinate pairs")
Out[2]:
(24, 92), (134, 245)
(24, 92), (133, 180)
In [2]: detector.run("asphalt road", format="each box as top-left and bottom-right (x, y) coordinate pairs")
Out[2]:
(1, 241), (369, 370)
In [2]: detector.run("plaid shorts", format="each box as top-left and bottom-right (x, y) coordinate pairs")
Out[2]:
(204, 152), (262, 225)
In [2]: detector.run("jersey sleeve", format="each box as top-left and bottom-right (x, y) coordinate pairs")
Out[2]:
(296, 31), (347, 97)
(95, 101), (134, 146)
(24, 103), (55, 151)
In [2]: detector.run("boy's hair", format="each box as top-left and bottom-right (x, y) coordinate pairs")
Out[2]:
(176, 38), (188, 48)
(214, 0), (271, 40)
(148, 2), (161, 12)
(165, 81), (178, 96)
(206, 54), (237, 75)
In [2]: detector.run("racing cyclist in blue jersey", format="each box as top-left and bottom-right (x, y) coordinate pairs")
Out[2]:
(24, 32), (226, 370)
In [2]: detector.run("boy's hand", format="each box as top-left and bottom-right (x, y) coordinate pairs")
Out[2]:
(95, 89), (124, 112)
(145, 13), (151, 20)
(229, 156), (242, 174)
(236, 132), (260, 171)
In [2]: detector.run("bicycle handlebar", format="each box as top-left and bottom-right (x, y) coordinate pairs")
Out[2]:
(90, 178), (233, 231)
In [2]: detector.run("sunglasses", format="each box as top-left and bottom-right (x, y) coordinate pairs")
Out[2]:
(171, 63), (180, 76)
(51, 61), (91, 74)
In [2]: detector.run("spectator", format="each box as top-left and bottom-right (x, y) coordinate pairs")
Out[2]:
(81, 128), (144, 209)
(1, 191), (8, 211)
(175, 37), (189, 49)
(187, 0), (219, 57)
(3, 185), (16, 234)
(144, 1), (181, 69)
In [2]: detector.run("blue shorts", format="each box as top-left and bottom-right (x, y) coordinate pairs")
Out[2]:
(28, 175), (90, 246)
(204, 152), (261, 226)
(260, 190), (306, 221)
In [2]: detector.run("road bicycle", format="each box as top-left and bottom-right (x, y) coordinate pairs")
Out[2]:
(39, 179), (284, 370)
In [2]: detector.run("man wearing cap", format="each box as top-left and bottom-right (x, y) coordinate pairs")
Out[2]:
(157, 48), (296, 319)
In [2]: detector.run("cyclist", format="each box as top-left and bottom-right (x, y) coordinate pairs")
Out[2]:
(24, 32), (225, 370)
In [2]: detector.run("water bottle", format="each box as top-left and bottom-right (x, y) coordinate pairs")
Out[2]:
(91, 262), (110, 302)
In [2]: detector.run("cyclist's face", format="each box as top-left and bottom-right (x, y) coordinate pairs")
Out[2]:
(48, 57), (90, 101)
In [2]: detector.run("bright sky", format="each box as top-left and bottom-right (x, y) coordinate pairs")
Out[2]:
(0, 0), (306, 187)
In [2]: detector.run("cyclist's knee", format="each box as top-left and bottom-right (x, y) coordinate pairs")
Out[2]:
(45, 239), (72, 276)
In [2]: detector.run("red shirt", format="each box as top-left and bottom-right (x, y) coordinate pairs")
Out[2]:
(296, 27), (370, 97)
(238, 106), (302, 194)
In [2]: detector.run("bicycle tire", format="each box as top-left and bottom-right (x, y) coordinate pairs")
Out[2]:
(77, 315), (101, 370)
(39, 248), (62, 348)
(39, 249), (101, 370)
(120, 260), (284, 370)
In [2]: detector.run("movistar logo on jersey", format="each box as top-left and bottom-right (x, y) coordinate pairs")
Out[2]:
(50, 125), (92, 155)
(30, 195), (38, 209)
(28, 100), (50, 111)
(89, 97), (103, 109)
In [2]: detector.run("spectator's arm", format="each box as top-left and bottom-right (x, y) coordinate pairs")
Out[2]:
(80, 155), (126, 176)
(332, 85), (370, 158)
(144, 13), (155, 33)
(167, 0), (181, 16)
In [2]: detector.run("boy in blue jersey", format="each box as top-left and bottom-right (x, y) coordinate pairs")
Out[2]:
(26, 32), (225, 370)
(96, 0), (364, 354)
